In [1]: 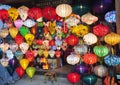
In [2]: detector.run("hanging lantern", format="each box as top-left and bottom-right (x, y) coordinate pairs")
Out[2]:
(83, 53), (98, 65)
(0, 4), (11, 10)
(18, 5), (29, 21)
(0, 43), (9, 53)
(9, 43), (18, 52)
(104, 32), (120, 45)
(55, 50), (61, 58)
(67, 72), (80, 84)
(49, 50), (55, 58)
(20, 58), (29, 70)
(81, 13), (98, 25)
(0, 28), (9, 38)
(43, 50), (49, 58)
(0, 9), (9, 21)
(71, 24), (89, 37)
(66, 35), (79, 46)
(19, 42), (29, 54)
(23, 19), (36, 28)
(25, 33), (34, 45)
(0, 58), (9, 67)
(66, 53), (80, 65)
(56, 4), (72, 17)
(42, 6), (56, 20)
(25, 50), (34, 62)
(94, 65), (108, 77)
(105, 11), (116, 23)
(19, 26), (29, 37)
(104, 54), (120, 66)
(15, 34), (24, 45)
(9, 27), (18, 38)
(93, 24), (109, 37)
(83, 33), (98, 45)
(6, 50), (14, 60)
(74, 44), (88, 55)
(14, 19), (23, 29)
(93, 45), (109, 57)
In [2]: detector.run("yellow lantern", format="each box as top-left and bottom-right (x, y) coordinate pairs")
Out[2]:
(104, 32), (120, 45)
(43, 50), (49, 58)
(71, 24), (89, 37)
(8, 7), (18, 21)
(25, 33), (34, 45)
(56, 4), (72, 17)
(0, 29), (9, 38)
(9, 27), (18, 38)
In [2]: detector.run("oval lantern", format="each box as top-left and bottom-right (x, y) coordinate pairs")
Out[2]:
(104, 32), (120, 45)
(42, 6), (56, 20)
(67, 72), (80, 84)
(93, 45), (109, 57)
(82, 74), (97, 85)
(83, 53), (98, 65)
(74, 44), (88, 55)
(105, 11), (116, 23)
(56, 4), (72, 17)
(94, 65), (108, 77)
(66, 53), (80, 65)
(83, 33), (98, 45)
(93, 24), (109, 37)
(66, 35), (79, 46)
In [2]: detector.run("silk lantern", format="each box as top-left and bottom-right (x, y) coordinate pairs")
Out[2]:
(43, 50), (49, 58)
(83, 33), (98, 45)
(74, 44), (88, 55)
(93, 24), (109, 37)
(20, 58), (29, 70)
(66, 35), (79, 46)
(66, 53), (80, 65)
(81, 13), (98, 25)
(67, 72), (80, 84)
(0, 28), (9, 38)
(15, 34), (24, 45)
(82, 74), (97, 85)
(26, 67), (36, 78)
(15, 66), (25, 78)
(14, 50), (24, 60)
(104, 32), (120, 45)
(42, 6), (56, 20)
(94, 65), (108, 77)
(55, 50), (61, 58)
(9, 27), (18, 38)
(93, 45), (109, 57)
(71, 24), (89, 37)
(105, 11), (116, 23)
(0, 58), (9, 67)
(25, 33), (34, 45)
(14, 19), (23, 29)
(49, 50), (55, 58)
(56, 4), (72, 17)
(23, 19), (36, 28)
(25, 50), (34, 62)
(83, 53), (98, 65)
(9, 43), (18, 52)
(6, 50), (14, 60)
(19, 42), (29, 54)
(19, 26), (29, 37)
(9, 58), (19, 69)
(0, 9), (9, 21)
(8, 7), (18, 21)
(18, 6), (29, 21)
(28, 7), (42, 20)
(0, 4), (11, 10)
(0, 43), (9, 53)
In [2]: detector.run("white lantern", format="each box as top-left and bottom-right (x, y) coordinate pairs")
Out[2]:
(56, 4), (72, 17)
(83, 33), (97, 45)
(94, 65), (108, 77)
(66, 53), (80, 65)
(19, 42), (29, 54)
(49, 50), (55, 58)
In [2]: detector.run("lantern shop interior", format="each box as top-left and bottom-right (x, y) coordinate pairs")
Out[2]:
(1, 0), (120, 85)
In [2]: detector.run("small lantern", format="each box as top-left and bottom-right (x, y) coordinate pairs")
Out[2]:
(0, 28), (9, 38)
(0, 58), (9, 67)
(55, 50), (61, 58)
(105, 11), (116, 23)
(19, 42), (29, 54)
(56, 4), (72, 17)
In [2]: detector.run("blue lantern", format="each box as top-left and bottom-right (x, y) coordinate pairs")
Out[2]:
(105, 11), (116, 23)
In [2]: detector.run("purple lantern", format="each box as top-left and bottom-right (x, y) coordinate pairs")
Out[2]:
(9, 58), (19, 69)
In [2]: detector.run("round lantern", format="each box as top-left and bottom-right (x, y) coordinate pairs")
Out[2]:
(83, 33), (98, 45)
(66, 35), (79, 46)
(83, 53), (98, 65)
(66, 53), (80, 65)
(74, 44), (88, 55)
(94, 65), (108, 77)
(0, 9), (9, 21)
(93, 45), (109, 57)
(104, 32), (120, 45)
(104, 54), (120, 66)
(56, 4), (72, 17)
(93, 24), (109, 37)
(105, 11), (116, 23)
(67, 72), (80, 84)
(42, 6), (56, 20)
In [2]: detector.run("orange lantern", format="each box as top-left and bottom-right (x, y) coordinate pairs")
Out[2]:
(55, 50), (61, 58)
(83, 53), (98, 65)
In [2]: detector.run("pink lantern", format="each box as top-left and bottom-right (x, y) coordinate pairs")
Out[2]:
(14, 19), (23, 29)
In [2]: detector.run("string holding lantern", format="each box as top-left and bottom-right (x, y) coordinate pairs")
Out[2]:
(105, 11), (116, 23)
(93, 24), (109, 37)
(56, 4), (72, 18)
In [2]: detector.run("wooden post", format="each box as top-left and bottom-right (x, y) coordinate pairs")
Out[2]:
(115, 0), (120, 34)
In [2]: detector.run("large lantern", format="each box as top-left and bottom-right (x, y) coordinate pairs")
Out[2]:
(104, 32), (120, 45)
(66, 35), (79, 46)
(0, 9), (9, 21)
(56, 4), (72, 17)
(93, 24), (109, 37)
(67, 72), (80, 84)
(94, 65), (108, 77)
(83, 53), (98, 65)
(93, 45), (109, 57)
(66, 53), (80, 65)
(83, 33), (98, 45)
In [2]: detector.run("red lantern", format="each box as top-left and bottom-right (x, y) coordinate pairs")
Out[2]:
(42, 6), (56, 20)
(15, 34), (24, 45)
(67, 72), (80, 84)
(28, 7), (42, 20)
(36, 39), (43, 45)
(83, 53), (98, 65)
(55, 50), (61, 58)
(0, 9), (9, 21)
(25, 50), (34, 62)
(62, 22), (68, 34)
(66, 35), (79, 46)
(49, 39), (55, 46)
(93, 24), (109, 37)
(15, 66), (25, 78)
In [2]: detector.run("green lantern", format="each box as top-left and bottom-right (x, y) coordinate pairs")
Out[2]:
(93, 45), (109, 57)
